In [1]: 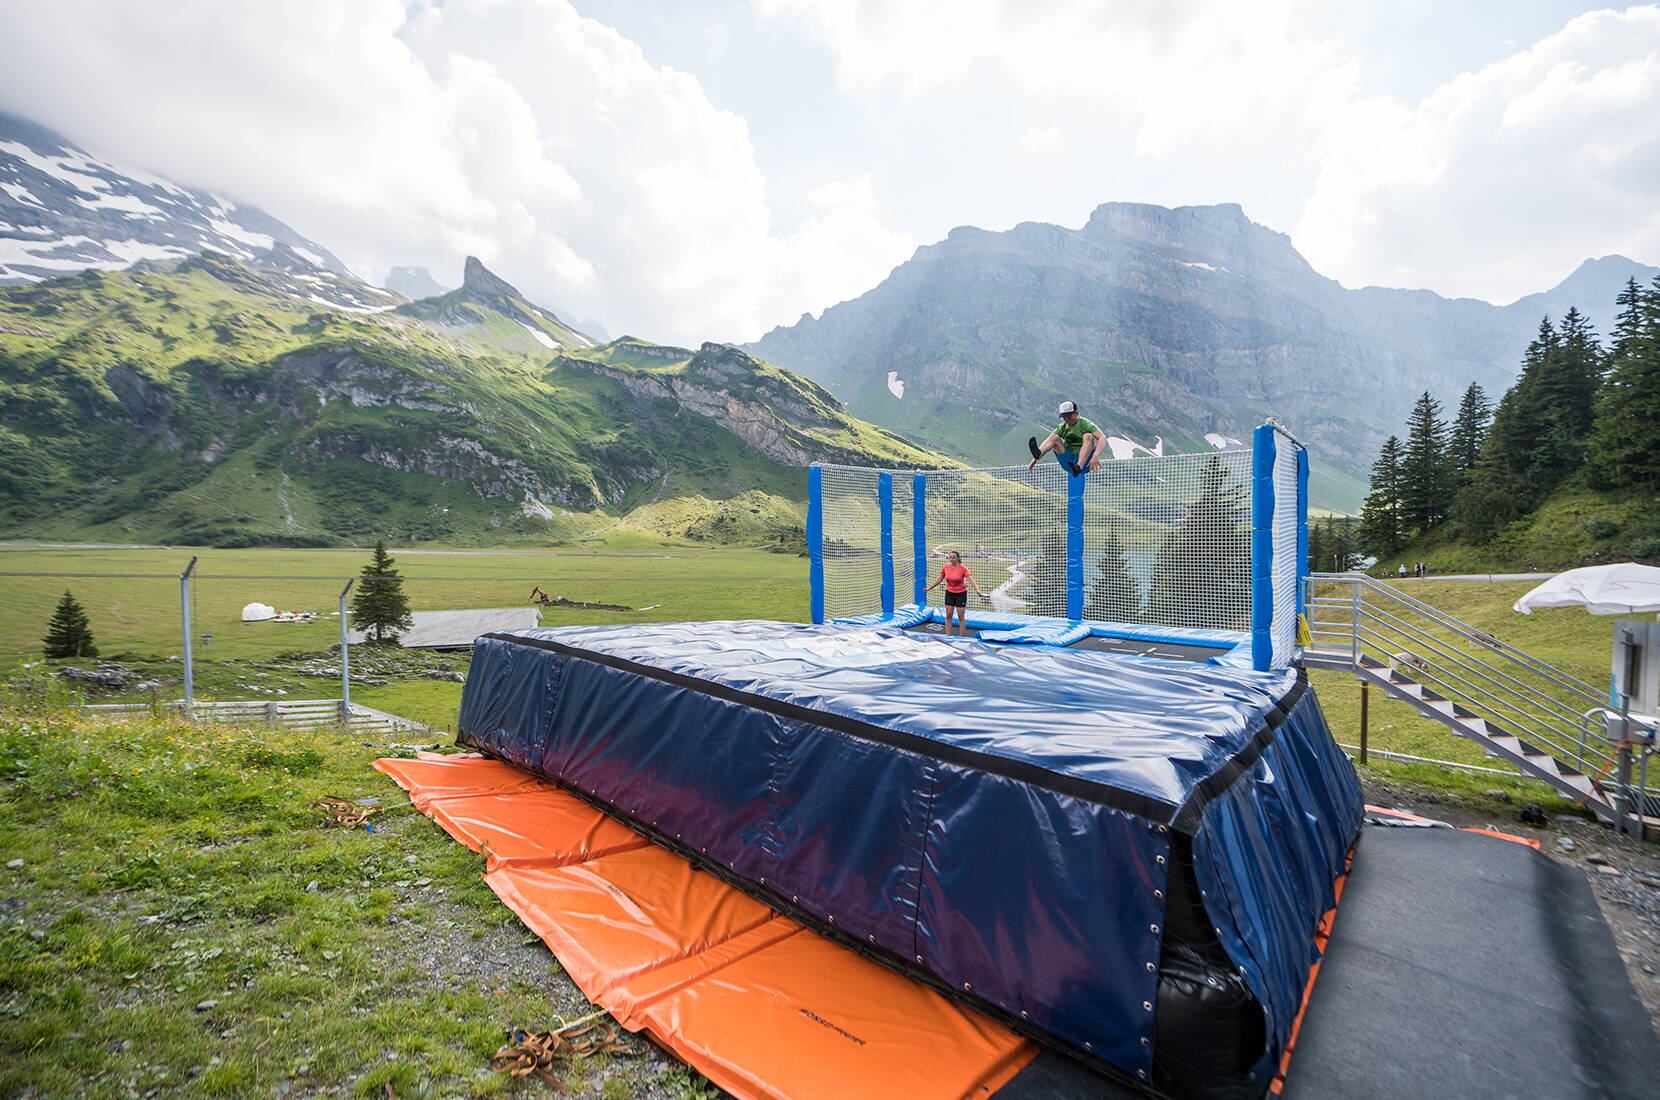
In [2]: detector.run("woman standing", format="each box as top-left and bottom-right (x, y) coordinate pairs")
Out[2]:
(925, 550), (985, 636)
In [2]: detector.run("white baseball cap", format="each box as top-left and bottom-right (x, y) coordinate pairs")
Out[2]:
(1057, 400), (1078, 415)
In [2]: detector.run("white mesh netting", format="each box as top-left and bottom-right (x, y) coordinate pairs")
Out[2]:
(1270, 434), (1302, 665)
(814, 432), (1306, 667)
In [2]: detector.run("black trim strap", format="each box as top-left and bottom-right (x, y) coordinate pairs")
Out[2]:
(478, 632), (1307, 833)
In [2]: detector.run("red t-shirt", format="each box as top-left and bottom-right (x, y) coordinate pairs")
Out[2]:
(940, 564), (971, 593)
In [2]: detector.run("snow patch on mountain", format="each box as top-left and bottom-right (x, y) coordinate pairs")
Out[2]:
(0, 111), (347, 285)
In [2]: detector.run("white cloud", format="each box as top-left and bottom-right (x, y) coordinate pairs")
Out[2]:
(1295, 7), (1660, 303)
(0, 0), (911, 343)
(759, 0), (1660, 306)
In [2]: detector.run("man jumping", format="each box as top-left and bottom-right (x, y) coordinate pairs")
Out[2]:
(1027, 401), (1106, 476)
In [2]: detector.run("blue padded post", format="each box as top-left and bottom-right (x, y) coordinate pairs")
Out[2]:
(1296, 446), (1310, 621)
(1251, 426), (1276, 670)
(808, 465), (824, 623)
(913, 473), (928, 607)
(1066, 470), (1085, 620)
(878, 472), (895, 614)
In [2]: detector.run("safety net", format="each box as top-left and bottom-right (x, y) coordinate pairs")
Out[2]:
(457, 620), (1363, 1094)
(809, 425), (1307, 670)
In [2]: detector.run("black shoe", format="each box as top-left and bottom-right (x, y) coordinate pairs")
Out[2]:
(1027, 436), (1042, 461)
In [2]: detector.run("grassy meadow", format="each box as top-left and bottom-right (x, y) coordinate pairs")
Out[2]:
(0, 542), (808, 668)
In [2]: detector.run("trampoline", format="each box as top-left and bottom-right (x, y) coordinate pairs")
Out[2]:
(457, 618), (1364, 1094)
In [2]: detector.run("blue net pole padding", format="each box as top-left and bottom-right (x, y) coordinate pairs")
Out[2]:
(879, 472), (895, 615)
(1067, 469), (1085, 620)
(913, 473), (928, 607)
(1251, 426), (1276, 671)
(808, 465), (824, 623)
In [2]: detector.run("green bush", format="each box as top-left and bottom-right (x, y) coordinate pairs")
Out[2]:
(1581, 517), (1621, 540)
(1631, 536), (1660, 563)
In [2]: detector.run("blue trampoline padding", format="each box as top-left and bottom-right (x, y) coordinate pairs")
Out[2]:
(458, 620), (1361, 1081)
(832, 606), (1252, 663)
(978, 621), (1093, 646)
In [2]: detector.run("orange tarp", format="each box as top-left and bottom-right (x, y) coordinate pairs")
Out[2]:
(373, 754), (1037, 1100)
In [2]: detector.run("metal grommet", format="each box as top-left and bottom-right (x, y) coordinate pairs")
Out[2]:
(868, 935), (876, 943)
(1150, 924), (1160, 935)
(1140, 1037), (1150, 1048)
(827, 915), (835, 923)
(1142, 1001), (1153, 1012)
(1157, 825), (1167, 833)
(759, 876), (766, 883)
(1145, 962), (1156, 973)
(1155, 855), (1165, 865)
(962, 982), (972, 991)
(1153, 889), (1163, 900)
(915, 955), (924, 963)
(1137, 1069), (1148, 1080)
(791, 896), (798, 903)
(1020, 1011), (1029, 1020)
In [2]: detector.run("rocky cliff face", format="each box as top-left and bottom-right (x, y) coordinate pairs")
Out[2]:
(751, 202), (1658, 507)
(0, 111), (348, 284)
(559, 342), (937, 468)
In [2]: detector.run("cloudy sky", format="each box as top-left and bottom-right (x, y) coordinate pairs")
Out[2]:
(1, 1), (1656, 345)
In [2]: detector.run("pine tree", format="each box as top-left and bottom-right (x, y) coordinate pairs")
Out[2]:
(1084, 532), (1140, 621)
(42, 590), (98, 659)
(1448, 383), (1492, 481)
(1399, 393), (1453, 534)
(1589, 277), (1660, 491)
(1529, 307), (1603, 482)
(1358, 436), (1405, 555)
(1024, 527), (1070, 619)
(352, 540), (413, 645)
(1145, 457), (1250, 630)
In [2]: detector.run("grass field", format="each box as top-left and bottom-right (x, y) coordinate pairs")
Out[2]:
(0, 672), (718, 1100)
(0, 543), (808, 667)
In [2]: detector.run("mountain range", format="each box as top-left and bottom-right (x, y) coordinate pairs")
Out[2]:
(0, 115), (938, 546)
(751, 203), (1659, 511)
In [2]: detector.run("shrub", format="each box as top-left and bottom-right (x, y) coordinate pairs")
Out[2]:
(1581, 517), (1621, 540)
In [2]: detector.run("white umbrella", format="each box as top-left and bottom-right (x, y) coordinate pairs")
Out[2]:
(1513, 563), (1660, 616)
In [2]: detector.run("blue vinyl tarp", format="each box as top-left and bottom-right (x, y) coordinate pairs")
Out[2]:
(458, 619), (1361, 1083)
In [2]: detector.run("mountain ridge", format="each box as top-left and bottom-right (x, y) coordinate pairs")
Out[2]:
(751, 201), (1658, 511)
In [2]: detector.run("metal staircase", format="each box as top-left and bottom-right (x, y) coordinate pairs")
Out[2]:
(1300, 573), (1657, 835)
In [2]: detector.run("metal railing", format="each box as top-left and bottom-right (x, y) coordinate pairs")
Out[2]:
(1303, 572), (1658, 832)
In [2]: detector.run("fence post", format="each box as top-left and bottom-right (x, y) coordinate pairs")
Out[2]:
(912, 473), (928, 608)
(807, 466), (824, 623)
(1066, 469), (1084, 620)
(339, 578), (355, 722)
(179, 556), (198, 715)
(878, 472), (894, 615)
(1250, 425), (1276, 671)
(1359, 678), (1370, 766)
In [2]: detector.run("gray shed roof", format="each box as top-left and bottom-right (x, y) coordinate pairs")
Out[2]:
(348, 607), (542, 649)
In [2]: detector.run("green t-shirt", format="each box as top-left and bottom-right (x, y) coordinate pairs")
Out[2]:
(1055, 416), (1100, 454)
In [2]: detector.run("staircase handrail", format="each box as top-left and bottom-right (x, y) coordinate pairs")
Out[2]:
(1342, 617), (1609, 771)
(1347, 601), (1610, 737)
(1307, 573), (1609, 706)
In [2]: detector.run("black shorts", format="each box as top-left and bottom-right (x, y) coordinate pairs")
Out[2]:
(943, 590), (968, 607)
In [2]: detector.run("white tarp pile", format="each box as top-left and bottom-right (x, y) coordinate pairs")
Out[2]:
(1513, 563), (1660, 616)
(241, 602), (277, 622)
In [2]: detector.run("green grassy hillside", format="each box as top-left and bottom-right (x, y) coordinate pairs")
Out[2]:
(0, 258), (946, 549)
(1375, 481), (1660, 575)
